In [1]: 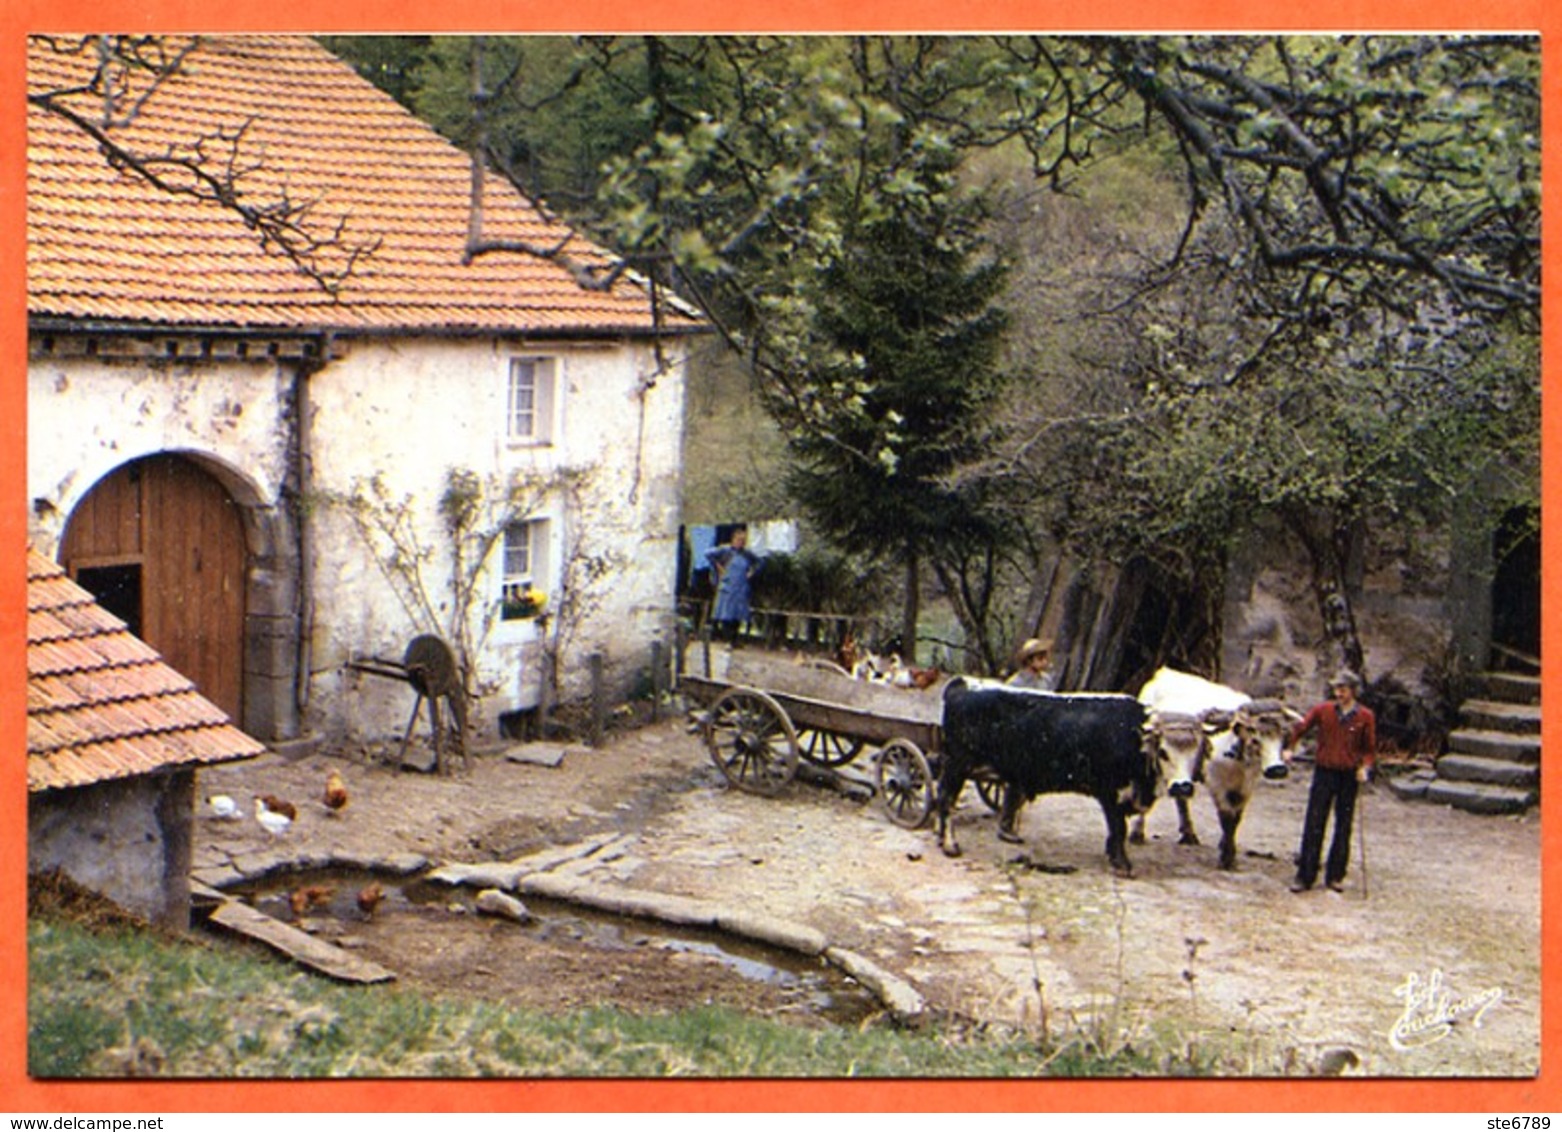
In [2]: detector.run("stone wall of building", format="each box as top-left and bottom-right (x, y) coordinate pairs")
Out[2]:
(28, 772), (196, 928)
(305, 334), (690, 742)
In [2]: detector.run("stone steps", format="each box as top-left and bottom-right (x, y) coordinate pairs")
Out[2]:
(1413, 667), (1540, 816)
(1435, 753), (1539, 788)
(1460, 698), (1541, 734)
(1445, 727), (1540, 764)
(1486, 672), (1540, 704)
(1424, 779), (1538, 815)
(1384, 769), (1436, 802)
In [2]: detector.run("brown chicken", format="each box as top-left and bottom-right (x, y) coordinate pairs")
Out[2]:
(323, 770), (348, 814)
(257, 794), (297, 822)
(884, 660), (942, 690)
(288, 884), (334, 917)
(834, 631), (859, 674)
(356, 882), (385, 919)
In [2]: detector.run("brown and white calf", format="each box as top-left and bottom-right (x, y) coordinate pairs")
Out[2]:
(1131, 668), (1298, 869)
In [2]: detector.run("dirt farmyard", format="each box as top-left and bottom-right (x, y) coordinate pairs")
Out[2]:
(192, 708), (1540, 1077)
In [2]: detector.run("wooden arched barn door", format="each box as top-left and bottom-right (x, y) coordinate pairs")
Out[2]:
(61, 454), (248, 721)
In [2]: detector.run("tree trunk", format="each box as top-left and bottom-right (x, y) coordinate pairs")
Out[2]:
(1018, 549), (1064, 643)
(901, 542), (920, 665)
(931, 554), (1003, 676)
(1088, 560), (1149, 691)
(1284, 506), (1368, 682)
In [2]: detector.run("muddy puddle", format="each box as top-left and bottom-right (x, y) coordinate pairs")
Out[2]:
(218, 866), (881, 1026)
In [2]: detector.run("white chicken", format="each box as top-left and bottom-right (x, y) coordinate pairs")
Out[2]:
(254, 796), (293, 838)
(206, 794), (241, 820)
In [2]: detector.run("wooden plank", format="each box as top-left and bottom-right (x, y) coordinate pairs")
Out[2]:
(208, 900), (396, 984)
(767, 691), (940, 749)
(726, 653), (944, 725)
(678, 673), (725, 707)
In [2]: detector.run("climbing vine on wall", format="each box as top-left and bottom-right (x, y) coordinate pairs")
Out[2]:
(330, 464), (620, 708)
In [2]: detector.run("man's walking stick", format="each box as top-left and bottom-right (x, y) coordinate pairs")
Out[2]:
(1357, 776), (1370, 900)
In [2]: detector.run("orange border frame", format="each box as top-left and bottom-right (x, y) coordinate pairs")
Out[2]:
(2, 0), (1554, 1113)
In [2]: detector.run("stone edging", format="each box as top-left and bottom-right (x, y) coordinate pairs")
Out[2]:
(194, 848), (431, 892)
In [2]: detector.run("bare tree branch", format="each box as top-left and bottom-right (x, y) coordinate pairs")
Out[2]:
(31, 34), (382, 296)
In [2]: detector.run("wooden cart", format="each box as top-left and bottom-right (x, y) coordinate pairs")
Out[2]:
(680, 650), (951, 828)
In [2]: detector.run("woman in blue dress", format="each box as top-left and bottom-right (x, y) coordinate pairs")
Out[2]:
(705, 526), (760, 644)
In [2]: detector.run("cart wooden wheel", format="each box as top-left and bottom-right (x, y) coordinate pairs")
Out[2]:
(704, 687), (799, 795)
(877, 738), (935, 829)
(976, 773), (1006, 813)
(798, 728), (866, 768)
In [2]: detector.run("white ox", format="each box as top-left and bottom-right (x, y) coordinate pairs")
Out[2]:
(1131, 667), (1299, 869)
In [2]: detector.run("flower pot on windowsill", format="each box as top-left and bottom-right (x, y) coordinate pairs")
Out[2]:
(501, 588), (548, 622)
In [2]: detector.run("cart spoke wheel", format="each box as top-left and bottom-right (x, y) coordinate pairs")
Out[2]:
(704, 687), (799, 796)
(976, 774), (1005, 813)
(798, 729), (866, 768)
(877, 738), (934, 829)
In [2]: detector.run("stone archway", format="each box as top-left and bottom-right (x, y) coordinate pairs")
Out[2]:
(1492, 506), (1540, 662)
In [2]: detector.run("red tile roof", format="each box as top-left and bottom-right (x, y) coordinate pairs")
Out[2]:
(27, 549), (266, 793)
(27, 35), (702, 337)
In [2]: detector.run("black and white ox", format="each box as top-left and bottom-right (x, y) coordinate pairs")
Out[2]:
(1130, 667), (1298, 869)
(936, 679), (1163, 876)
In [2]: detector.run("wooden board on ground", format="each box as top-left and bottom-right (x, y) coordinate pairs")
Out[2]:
(503, 742), (571, 768)
(209, 900), (396, 983)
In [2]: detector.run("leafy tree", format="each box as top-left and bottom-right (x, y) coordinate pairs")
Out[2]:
(985, 190), (1539, 679)
(1104, 36), (1540, 320)
(321, 33), (1540, 677)
(771, 145), (1014, 665)
(316, 34), (432, 108)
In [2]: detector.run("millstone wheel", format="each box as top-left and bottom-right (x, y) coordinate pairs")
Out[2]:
(798, 729), (866, 768)
(877, 738), (935, 829)
(976, 774), (1005, 813)
(703, 687), (799, 795)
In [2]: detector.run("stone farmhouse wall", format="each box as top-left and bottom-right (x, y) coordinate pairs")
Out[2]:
(27, 332), (689, 746)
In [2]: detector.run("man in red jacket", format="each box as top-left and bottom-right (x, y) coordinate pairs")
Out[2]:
(1285, 669), (1377, 893)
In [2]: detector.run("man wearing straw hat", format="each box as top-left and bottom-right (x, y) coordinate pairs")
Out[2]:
(1284, 669), (1377, 893)
(992, 637), (1057, 842)
(1006, 637), (1057, 691)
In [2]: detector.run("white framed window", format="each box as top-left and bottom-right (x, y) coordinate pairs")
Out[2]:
(500, 518), (548, 621)
(507, 357), (557, 443)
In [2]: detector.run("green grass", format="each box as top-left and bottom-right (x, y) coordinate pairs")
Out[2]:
(29, 913), (1219, 1078)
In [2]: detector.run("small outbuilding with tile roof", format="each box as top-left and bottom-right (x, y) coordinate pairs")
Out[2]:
(28, 549), (266, 927)
(27, 35), (704, 749)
